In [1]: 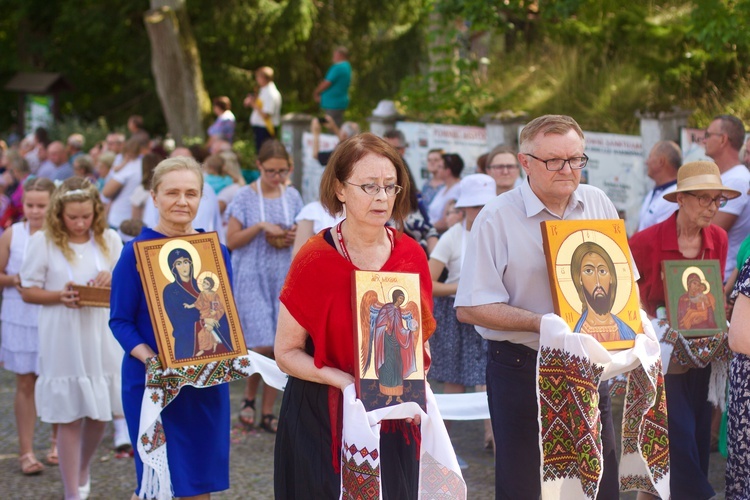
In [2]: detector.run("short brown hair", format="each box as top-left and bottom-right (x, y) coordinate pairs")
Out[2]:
(714, 114), (746, 151)
(481, 145), (519, 173)
(23, 176), (55, 196)
(319, 133), (411, 229)
(257, 139), (290, 165)
(212, 96), (231, 111)
(519, 115), (584, 153)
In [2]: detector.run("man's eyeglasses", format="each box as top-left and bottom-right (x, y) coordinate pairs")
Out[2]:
(345, 182), (402, 197)
(524, 153), (589, 171)
(261, 168), (290, 178)
(704, 131), (724, 140)
(486, 164), (517, 172)
(684, 192), (728, 208)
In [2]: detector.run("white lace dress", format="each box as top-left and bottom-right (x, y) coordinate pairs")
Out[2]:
(20, 229), (124, 423)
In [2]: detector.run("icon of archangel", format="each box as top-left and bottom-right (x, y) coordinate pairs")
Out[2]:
(359, 287), (420, 405)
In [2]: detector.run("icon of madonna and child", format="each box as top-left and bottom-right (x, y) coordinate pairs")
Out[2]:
(161, 244), (234, 361)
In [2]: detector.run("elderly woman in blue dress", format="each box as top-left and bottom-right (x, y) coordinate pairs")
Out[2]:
(110, 157), (233, 499)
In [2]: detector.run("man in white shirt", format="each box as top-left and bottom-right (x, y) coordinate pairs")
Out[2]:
(637, 140), (681, 232)
(455, 115), (623, 499)
(703, 114), (750, 276)
(102, 134), (150, 229)
(245, 66), (282, 154)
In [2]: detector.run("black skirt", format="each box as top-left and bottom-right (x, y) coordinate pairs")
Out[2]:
(274, 376), (420, 499)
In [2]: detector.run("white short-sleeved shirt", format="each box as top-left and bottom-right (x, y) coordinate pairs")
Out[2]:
(294, 201), (344, 234)
(720, 165), (750, 276)
(107, 157), (142, 229)
(454, 180), (634, 350)
(218, 183), (242, 209)
(250, 82), (282, 127)
(430, 222), (465, 289)
(427, 182), (461, 226)
(637, 181), (678, 232)
(129, 184), (150, 210)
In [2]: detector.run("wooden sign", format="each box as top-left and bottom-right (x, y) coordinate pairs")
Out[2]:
(541, 219), (642, 350)
(662, 259), (726, 338)
(134, 232), (246, 369)
(352, 270), (426, 412)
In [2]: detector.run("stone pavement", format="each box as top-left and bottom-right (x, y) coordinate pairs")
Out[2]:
(0, 366), (727, 499)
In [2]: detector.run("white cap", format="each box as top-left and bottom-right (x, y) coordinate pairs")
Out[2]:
(454, 174), (496, 208)
(372, 100), (398, 117)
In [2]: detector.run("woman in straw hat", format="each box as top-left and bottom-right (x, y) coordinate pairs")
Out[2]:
(629, 160), (739, 500)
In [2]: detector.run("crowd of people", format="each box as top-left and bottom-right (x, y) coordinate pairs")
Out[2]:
(2, 63), (750, 500)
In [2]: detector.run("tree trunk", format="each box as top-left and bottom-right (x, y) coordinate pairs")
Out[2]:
(144, 0), (209, 144)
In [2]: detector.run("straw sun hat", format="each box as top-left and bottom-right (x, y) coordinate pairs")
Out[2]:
(662, 161), (741, 202)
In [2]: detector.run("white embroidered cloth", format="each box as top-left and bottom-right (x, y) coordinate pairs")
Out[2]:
(537, 311), (670, 500)
(136, 350), (286, 500)
(340, 383), (467, 499)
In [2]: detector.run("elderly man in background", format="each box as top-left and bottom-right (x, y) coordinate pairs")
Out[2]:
(455, 114), (625, 499)
(37, 141), (73, 181)
(638, 140), (681, 231)
(66, 133), (85, 164)
(105, 133), (125, 156)
(703, 114), (750, 277)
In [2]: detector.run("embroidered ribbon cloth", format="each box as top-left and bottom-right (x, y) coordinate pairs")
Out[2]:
(653, 318), (731, 408)
(537, 311), (670, 500)
(340, 383), (467, 500)
(137, 351), (287, 500)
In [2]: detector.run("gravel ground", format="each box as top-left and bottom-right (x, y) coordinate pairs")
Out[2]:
(0, 367), (726, 499)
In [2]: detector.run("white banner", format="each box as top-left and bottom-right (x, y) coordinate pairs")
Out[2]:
(581, 132), (645, 235)
(397, 122), (488, 189)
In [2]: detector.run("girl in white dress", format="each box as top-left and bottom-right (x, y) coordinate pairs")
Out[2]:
(0, 177), (55, 475)
(20, 178), (124, 500)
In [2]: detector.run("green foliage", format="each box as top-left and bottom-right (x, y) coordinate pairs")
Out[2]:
(47, 116), (119, 148)
(7, 0), (750, 139)
(190, 0), (429, 125)
(0, 0), (161, 132)
(231, 139), (257, 170)
(0, 0), (430, 137)
(402, 0), (750, 132)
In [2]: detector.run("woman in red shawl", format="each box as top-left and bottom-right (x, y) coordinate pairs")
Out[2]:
(274, 133), (435, 499)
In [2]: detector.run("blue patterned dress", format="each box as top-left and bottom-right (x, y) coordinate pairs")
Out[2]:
(727, 260), (750, 499)
(226, 184), (303, 348)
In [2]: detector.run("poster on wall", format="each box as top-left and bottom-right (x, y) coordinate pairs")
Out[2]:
(581, 132), (645, 236)
(25, 95), (53, 136)
(680, 128), (710, 163)
(397, 122), (488, 189)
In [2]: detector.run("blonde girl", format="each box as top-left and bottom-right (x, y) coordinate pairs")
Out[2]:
(0, 177), (56, 475)
(20, 177), (124, 500)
